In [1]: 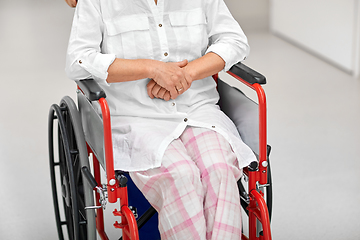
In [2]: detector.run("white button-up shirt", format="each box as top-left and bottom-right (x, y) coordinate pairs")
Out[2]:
(66, 0), (257, 171)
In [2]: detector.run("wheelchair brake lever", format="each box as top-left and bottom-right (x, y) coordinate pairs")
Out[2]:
(85, 185), (108, 210)
(256, 181), (270, 191)
(97, 185), (108, 210)
(82, 167), (108, 210)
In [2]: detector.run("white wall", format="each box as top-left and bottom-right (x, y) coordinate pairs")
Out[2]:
(225, 0), (269, 32)
(270, 0), (360, 77)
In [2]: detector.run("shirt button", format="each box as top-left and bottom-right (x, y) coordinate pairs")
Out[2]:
(184, 118), (188, 122)
(159, 24), (163, 27)
(212, 126), (216, 128)
(79, 60), (82, 64)
(172, 102), (175, 106)
(164, 52), (168, 57)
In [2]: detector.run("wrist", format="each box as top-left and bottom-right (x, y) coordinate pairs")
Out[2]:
(145, 59), (160, 79)
(184, 64), (197, 81)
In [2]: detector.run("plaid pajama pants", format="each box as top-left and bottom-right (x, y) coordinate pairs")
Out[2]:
(130, 127), (243, 240)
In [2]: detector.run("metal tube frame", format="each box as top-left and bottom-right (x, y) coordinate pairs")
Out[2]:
(86, 97), (139, 240)
(227, 71), (272, 240)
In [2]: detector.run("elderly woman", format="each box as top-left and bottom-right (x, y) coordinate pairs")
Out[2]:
(65, 0), (256, 239)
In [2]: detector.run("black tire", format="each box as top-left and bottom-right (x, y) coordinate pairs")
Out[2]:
(49, 100), (88, 240)
(265, 145), (272, 222)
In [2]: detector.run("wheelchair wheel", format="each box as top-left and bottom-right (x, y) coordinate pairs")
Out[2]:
(49, 96), (96, 240)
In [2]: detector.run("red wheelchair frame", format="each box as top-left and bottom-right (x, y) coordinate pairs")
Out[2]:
(49, 62), (271, 240)
(226, 65), (271, 240)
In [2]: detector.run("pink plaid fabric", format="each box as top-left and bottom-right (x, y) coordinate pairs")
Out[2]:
(130, 127), (243, 240)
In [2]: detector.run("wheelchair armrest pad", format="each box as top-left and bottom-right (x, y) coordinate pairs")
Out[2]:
(228, 62), (266, 85)
(77, 79), (106, 101)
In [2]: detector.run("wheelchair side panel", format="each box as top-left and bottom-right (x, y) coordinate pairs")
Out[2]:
(217, 79), (260, 155)
(77, 91), (106, 168)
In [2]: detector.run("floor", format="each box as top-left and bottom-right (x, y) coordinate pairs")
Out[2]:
(1, 0), (360, 239)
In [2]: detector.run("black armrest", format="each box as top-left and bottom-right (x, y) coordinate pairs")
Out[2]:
(228, 62), (266, 85)
(76, 79), (106, 101)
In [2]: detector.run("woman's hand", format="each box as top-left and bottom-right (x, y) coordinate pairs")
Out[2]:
(150, 59), (192, 99)
(65, 0), (77, 7)
(147, 79), (172, 101)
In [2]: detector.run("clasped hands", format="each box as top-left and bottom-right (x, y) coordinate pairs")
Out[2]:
(147, 59), (192, 101)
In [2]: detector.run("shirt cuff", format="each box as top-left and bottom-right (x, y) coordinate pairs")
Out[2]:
(205, 43), (247, 72)
(78, 53), (116, 85)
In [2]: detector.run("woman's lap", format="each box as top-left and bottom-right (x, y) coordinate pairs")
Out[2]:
(130, 127), (242, 240)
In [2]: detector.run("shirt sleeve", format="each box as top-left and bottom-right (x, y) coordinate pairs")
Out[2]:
(65, 0), (115, 85)
(204, 0), (250, 71)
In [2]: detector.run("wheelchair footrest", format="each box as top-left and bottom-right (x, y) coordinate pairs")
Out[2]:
(113, 206), (138, 218)
(114, 221), (127, 229)
(113, 208), (123, 217)
(113, 209), (127, 229)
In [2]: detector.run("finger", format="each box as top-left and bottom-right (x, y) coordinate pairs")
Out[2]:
(175, 85), (184, 94)
(156, 87), (167, 99)
(176, 73), (190, 93)
(147, 79), (157, 99)
(175, 82), (183, 91)
(164, 91), (171, 101)
(152, 84), (163, 98)
(169, 88), (179, 100)
(180, 77), (189, 91)
(176, 59), (188, 68)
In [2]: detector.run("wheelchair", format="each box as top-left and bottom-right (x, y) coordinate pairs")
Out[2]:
(48, 62), (273, 240)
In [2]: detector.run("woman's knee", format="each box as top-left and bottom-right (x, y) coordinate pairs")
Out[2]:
(203, 162), (230, 179)
(167, 160), (202, 186)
